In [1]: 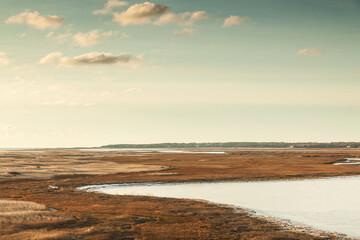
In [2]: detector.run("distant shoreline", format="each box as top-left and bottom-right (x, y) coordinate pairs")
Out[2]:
(101, 142), (360, 149)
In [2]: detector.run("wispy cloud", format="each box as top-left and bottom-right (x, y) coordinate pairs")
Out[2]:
(223, 15), (248, 28)
(0, 124), (15, 132)
(42, 100), (96, 107)
(123, 88), (142, 93)
(297, 48), (326, 56)
(155, 11), (208, 26)
(39, 52), (140, 67)
(73, 30), (117, 47)
(6, 11), (64, 30)
(174, 28), (194, 36)
(47, 29), (120, 46)
(0, 124), (17, 137)
(0, 52), (10, 67)
(93, 0), (128, 15)
(17, 33), (27, 38)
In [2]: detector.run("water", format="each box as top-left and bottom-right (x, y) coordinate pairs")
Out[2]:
(74, 148), (227, 154)
(334, 158), (360, 166)
(80, 176), (360, 238)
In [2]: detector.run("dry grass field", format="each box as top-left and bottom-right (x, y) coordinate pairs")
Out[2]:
(1, 149), (360, 239)
(0, 150), (166, 180)
(0, 200), (71, 239)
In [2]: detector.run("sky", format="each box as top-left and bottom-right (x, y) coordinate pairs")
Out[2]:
(0, 0), (359, 148)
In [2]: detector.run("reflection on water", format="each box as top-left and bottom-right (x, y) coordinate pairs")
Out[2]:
(75, 148), (227, 154)
(80, 176), (360, 238)
(334, 158), (360, 166)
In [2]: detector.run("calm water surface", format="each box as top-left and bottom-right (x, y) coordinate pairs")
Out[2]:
(75, 148), (227, 154)
(80, 176), (360, 238)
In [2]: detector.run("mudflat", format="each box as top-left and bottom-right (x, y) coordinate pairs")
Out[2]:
(1, 149), (360, 239)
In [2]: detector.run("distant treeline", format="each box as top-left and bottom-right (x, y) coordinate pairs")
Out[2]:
(101, 142), (360, 149)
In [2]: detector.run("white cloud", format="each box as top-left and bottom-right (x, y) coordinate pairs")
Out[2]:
(93, 9), (111, 16)
(6, 11), (64, 30)
(46, 31), (72, 43)
(112, 1), (171, 26)
(188, 11), (208, 25)
(73, 30), (117, 47)
(223, 15), (248, 28)
(106, 0), (128, 8)
(39, 52), (63, 65)
(93, 0), (128, 15)
(39, 52), (140, 67)
(297, 48), (326, 56)
(154, 13), (180, 25)
(112, 2), (207, 27)
(155, 11), (207, 26)
(174, 28), (194, 36)
(102, 30), (117, 37)
(0, 52), (9, 67)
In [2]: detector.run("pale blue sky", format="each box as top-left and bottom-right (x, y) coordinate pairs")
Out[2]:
(0, 0), (359, 147)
